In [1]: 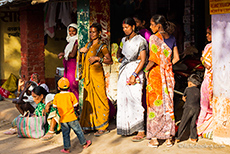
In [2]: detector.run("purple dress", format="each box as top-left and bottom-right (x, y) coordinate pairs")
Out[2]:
(63, 41), (79, 100)
(139, 29), (151, 110)
(164, 35), (177, 61)
(139, 29), (152, 43)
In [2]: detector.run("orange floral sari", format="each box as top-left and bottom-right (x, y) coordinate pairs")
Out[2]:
(146, 33), (175, 139)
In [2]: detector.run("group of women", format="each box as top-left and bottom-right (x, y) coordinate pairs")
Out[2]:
(7, 13), (213, 148)
(58, 22), (113, 136)
(116, 15), (213, 147)
(117, 15), (180, 147)
(56, 14), (180, 145)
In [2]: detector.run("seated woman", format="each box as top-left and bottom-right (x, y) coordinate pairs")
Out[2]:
(4, 81), (37, 135)
(30, 73), (49, 92)
(31, 86), (60, 140)
(13, 81), (38, 114)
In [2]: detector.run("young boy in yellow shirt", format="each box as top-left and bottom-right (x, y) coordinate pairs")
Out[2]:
(53, 77), (91, 153)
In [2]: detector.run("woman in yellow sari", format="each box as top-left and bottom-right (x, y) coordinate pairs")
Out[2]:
(79, 23), (113, 136)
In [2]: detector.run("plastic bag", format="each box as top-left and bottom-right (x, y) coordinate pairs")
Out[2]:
(2, 73), (18, 92)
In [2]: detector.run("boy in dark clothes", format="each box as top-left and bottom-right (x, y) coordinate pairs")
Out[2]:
(175, 74), (202, 143)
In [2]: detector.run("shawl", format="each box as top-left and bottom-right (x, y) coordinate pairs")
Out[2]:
(64, 23), (78, 60)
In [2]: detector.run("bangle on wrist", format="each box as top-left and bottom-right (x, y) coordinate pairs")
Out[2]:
(202, 60), (205, 65)
(118, 57), (121, 62)
(132, 72), (138, 78)
(143, 68), (149, 73)
(99, 57), (104, 63)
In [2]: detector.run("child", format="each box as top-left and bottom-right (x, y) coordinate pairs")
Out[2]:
(175, 74), (202, 143)
(53, 77), (91, 153)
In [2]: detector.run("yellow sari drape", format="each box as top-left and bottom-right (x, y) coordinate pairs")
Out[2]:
(79, 42), (110, 130)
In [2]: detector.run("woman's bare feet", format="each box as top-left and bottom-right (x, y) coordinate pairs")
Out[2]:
(41, 130), (56, 141)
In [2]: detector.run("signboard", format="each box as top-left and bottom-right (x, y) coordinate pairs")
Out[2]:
(210, 0), (230, 14)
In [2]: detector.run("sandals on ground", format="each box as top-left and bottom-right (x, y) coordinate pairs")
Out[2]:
(94, 130), (110, 137)
(83, 140), (92, 149)
(4, 128), (17, 135)
(165, 139), (173, 147)
(148, 139), (159, 148)
(60, 149), (70, 153)
(132, 135), (146, 142)
(189, 138), (197, 143)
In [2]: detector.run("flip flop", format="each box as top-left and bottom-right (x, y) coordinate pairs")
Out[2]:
(131, 136), (145, 142)
(148, 142), (158, 148)
(60, 149), (70, 153)
(94, 130), (110, 137)
(83, 140), (92, 149)
(174, 139), (180, 144)
(4, 128), (17, 135)
(166, 143), (173, 147)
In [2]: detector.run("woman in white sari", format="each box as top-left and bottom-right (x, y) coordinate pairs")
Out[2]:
(117, 17), (147, 141)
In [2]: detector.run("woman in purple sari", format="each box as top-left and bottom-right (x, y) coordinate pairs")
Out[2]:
(133, 14), (152, 44)
(58, 23), (79, 100)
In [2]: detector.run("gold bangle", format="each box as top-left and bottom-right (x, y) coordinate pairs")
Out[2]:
(202, 60), (205, 65)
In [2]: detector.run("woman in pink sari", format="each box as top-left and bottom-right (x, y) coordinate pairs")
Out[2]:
(58, 23), (79, 100)
(196, 26), (213, 139)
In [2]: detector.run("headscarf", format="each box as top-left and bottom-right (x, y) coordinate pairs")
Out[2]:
(64, 23), (78, 60)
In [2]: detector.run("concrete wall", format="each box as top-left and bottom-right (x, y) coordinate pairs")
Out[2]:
(0, 10), (21, 80)
(212, 14), (230, 145)
(0, 9), (66, 90)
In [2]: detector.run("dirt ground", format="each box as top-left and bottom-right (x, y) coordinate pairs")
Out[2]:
(0, 99), (230, 154)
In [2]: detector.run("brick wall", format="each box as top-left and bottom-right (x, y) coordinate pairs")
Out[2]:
(20, 4), (45, 83)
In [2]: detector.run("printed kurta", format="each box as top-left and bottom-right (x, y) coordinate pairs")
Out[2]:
(146, 33), (175, 139)
(117, 35), (147, 135)
(35, 102), (60, 133)
(197, 43), (213, 138)
(79, 42), (110, 131)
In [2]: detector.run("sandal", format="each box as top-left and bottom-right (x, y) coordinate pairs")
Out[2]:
(174, 139), (180, 144)
(94, 130), (110, 137)
(83, 140), (92, 149)
(189, 138), (197, 143)
(148, 138), (159, 148)
(132, 135), (145, 142)
(166, 139), (173, 147)
(60, 149), (70, 153)
(4, 128), (17, 135)
(41, 130), (56, 141)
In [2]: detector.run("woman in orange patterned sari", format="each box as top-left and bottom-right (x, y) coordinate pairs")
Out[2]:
(144, 15), (179, 147)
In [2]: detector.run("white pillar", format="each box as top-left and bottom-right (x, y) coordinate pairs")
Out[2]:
(212, 14), (230, 145)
